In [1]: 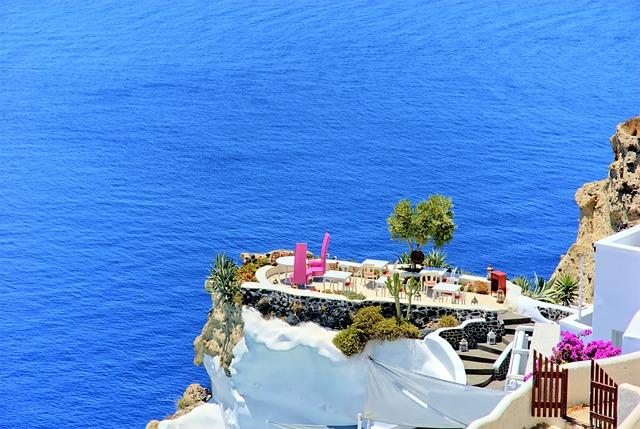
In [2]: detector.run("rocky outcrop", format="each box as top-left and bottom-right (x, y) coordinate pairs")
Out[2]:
(146, 383), (212, 428)
(193, 291), (244, 375)
(554, 116), (640, 300)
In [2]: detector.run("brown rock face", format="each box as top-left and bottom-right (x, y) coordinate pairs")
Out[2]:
(554, 117), (640, 300)
(146, 383), (212, 427)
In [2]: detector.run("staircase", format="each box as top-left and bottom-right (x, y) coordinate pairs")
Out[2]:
(458, 311), (534, 389)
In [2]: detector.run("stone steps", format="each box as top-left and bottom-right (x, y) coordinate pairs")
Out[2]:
(457, 348), (499, 364)
(478, 342), (507, 355)
(498, 311), (532, 326)
(467, 373), (494, 388)
(462, 360), (495, 375)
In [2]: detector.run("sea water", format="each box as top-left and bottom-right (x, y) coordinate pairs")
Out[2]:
(1, 1), (639, 427)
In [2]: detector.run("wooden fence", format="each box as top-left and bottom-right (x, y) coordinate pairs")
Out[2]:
(530, 350), (568, 418)
(590, 360), (618, 429)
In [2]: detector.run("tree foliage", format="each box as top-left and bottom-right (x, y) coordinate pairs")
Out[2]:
(387, 195), (455, 253)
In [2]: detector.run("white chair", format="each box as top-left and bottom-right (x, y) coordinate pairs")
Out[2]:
(374, 276), (388, 297)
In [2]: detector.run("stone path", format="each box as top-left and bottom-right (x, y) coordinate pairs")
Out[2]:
(459, 311), (534, 389)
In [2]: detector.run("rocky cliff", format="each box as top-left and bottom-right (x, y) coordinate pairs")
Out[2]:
(554, 116), (640, 299)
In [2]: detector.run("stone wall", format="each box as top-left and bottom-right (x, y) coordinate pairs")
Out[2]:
(537, 306), (572, 323)
(241, 287), (500, 331)
(493, 350), (512, 381)
(436, 319), (505, 351)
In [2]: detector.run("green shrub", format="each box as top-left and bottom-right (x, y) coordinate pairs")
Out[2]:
(351, 306), (385, 336)
(236, 257), (270, 283)
(332, 328), (366, 356)
(436, 315), (459, 328)
(372, 318), (420, 341)
(340, 290), (366, 300)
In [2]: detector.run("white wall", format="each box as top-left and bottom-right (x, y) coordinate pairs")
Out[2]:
(623, 310), (640, 354)
(594, 226), (640, 344)
(559, 307), (593, 342)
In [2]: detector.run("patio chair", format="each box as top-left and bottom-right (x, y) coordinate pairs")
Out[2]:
(452, 286), (467, 305)
(374, 276), (388, 297)
(309, 232), (330, 277)
(290, 243), (313, 288)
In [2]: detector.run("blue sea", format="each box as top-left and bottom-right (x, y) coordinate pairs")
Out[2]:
(1, 1), (639, 427)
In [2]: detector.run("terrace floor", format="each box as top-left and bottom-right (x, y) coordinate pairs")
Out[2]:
(258, 266), (511, 311)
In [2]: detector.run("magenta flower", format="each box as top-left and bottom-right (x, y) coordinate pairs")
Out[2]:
(550, 331), (621, 364)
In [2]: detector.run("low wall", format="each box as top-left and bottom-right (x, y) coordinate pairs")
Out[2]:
(537, 304), (574, 323)
(435, 318), (505, 351)
(241, 285), (500, 331)
(493, 344), (513, 381)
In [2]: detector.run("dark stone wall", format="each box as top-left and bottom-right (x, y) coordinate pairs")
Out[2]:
(436, 319), (505, 351)
(493, 350), (512, 381)
(241, 287), (500, 331)
(537, 306), (572, 322)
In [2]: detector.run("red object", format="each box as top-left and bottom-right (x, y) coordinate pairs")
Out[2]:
(490, 270), (507, 294)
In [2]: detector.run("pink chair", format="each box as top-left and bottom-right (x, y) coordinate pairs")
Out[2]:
(309, 232), (331, 277)
(290, 243), (313, 288)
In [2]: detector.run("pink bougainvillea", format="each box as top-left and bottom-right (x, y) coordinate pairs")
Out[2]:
(550, 330), (621, 364)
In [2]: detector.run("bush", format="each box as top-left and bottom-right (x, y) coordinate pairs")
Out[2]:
(372, 318), (420, 341)
(236, 257), (270, 283)
(333, 306), (421, 356)
(468, 280), (489, 295)
(351, 306), (385, 336)
(340, 290), (366, 300)
(332, 328), (366, 356)
(436, 315), (459, 329)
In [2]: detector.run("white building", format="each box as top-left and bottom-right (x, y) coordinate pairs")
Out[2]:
(565, 224), (640, 353)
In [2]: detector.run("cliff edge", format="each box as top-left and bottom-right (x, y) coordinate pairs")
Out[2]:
(554, 116), (640, 299)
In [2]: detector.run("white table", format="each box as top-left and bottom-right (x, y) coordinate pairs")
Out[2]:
(362, 259), (388, 275)
(420, 267), (447, 282)
(276, 256), (296, 282)
(433, 281), (461, 301)
(336, 260), (362, 272)
(322, 270), (352, 291)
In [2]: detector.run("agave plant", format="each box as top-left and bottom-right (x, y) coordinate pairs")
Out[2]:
(510, 275), (531, 291)
(208, 253), (241, 307)
(396, 252), (411, 264)
(424, 248), (450, 268)
(521, 272), (555, 303)
(552, 274), (579, 307)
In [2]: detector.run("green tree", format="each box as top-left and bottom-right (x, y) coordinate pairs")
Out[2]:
(387, 195), (456, 254)
(387, 199), (415, 253)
